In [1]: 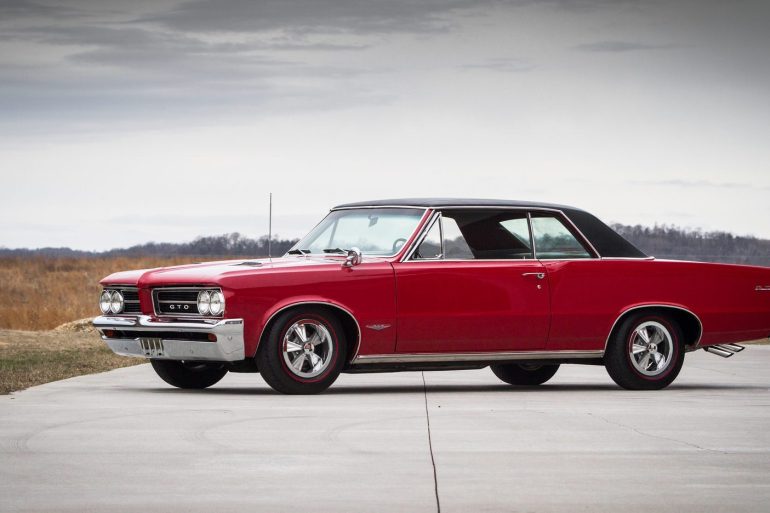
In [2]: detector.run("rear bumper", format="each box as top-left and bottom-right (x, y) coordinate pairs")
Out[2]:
(93, 315), (245, 362)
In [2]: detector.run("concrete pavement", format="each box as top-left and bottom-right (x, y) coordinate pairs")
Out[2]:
(1, 347), (769, 513)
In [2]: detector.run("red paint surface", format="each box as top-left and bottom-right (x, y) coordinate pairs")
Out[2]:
(102, 252), (770, 359)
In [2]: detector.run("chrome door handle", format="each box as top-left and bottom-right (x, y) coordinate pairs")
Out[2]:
(522, 272), (545, 280)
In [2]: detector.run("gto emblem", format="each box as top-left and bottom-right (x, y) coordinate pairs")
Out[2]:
(169, 304), (190, 310)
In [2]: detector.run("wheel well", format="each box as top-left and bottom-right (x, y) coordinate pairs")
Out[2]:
(257, 303), (361, 363)
(609, 306), (702, 349)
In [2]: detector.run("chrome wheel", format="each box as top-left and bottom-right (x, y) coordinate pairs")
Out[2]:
(629, 321), (674, 376)
(282, 320), (334, 379)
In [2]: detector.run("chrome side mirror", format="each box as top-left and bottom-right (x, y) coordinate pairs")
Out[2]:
(343, 247), (362, 268)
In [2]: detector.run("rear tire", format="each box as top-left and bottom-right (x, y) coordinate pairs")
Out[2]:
(256, 308), (346, 394)
(150, 360), (227, 389)
(490, 363), (560, 386)
(604, 312), (684, 390)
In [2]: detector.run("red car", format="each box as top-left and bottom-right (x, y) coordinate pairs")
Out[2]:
(94, 199), (770, 394)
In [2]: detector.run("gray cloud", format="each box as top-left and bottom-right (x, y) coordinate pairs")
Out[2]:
(574, 40), (680, 52)
(143, 0), (646, 35)
(460, 58), (536, 73)
(0, 0), (77, 18)
(140, 0), (475, 35)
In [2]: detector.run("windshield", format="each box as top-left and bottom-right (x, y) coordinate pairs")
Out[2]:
(288, 208), (426, 257)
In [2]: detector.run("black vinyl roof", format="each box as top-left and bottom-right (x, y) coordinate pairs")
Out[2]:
(332, 198), (648, 259)
(334, 198), (580, 211)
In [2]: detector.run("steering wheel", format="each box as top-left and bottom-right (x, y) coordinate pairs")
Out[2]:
(392, 238), (407, 254)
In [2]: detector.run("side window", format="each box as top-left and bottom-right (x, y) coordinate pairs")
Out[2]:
(410, 210), (534, 260)
(499, 218), (532, 253)
(531, 215), (591, 259)
(413, 218), (442, 259)
(442, 217), (474, 259)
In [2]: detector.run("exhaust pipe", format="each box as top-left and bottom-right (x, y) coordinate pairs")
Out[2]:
(703, 343), (745, 358)
(704, 346), (734, 358)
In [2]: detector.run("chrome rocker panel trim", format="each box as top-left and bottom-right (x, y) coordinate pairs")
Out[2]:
(93, 315), (245, 362)
(351, 349), (603, 365)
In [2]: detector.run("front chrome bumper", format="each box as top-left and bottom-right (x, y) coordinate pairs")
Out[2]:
(93, 315), (245, 362)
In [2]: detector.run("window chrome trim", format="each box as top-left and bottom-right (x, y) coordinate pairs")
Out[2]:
(401, 210), (441, 262)
(406, 212), (444, 261)
(351, 349), (604, 365)
(331, 205), (431, 211)
(399, 205), (601, 263)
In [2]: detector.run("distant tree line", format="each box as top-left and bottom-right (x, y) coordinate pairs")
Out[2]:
(612, 224), (770, 267)
(0, 233), (299, 259)
(1, 226), (768, 266)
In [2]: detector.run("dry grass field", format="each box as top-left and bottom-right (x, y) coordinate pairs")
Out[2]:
(0, 324), (144, 395)
(0, 256), (236, 331)
(0, 256), (245, 394)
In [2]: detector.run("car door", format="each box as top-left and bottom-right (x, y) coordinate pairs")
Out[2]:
(392, 209), (551, 353)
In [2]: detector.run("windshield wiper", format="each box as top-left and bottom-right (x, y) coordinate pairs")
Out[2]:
(287, 249), (311, 255)
(322, 248), (346, 254)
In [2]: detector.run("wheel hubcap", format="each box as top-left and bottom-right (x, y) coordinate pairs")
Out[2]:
(629, 321), (674, 377)
(282, 320), (333, 379)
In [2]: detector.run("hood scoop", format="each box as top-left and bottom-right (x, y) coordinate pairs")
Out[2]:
(234, 261), (263, 267)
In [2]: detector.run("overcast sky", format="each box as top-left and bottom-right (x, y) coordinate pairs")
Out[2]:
(1, 0), (769, 250)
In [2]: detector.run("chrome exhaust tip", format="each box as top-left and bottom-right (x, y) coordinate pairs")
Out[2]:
(704, 346), (734, 358)
(721, 343), (745, 353)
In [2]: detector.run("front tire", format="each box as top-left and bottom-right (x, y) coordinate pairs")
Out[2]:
(256, 308), (347, 394)
(150, 360), (228, 389)
(604, 312), (684, 390)
(491, 363), (560, 386)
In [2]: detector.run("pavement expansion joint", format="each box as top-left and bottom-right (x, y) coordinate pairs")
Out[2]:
(421, 371), (441, 513)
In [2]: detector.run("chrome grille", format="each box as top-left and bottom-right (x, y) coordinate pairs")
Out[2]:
(152, 287), (222, 317)
(121, 289), (141, 313)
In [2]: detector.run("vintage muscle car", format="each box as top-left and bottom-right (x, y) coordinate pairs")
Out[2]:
(94, 199), (770, 394)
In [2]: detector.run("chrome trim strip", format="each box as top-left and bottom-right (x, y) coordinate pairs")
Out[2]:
(756, 286), (770, 292)
(603, 304), (704, 351)
(403, 211), (443, 262)
(256, 301), (363, 362)
(351, 349), (603, 365)
(601, 257), (656, 261)
(93, 315), (245, 362)
(527, 211), (537, 258)
(332, 205), (431, 211)
(554, 210), (601, 258)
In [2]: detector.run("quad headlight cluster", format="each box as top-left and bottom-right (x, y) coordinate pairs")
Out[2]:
(197, 290), (225, 316)
(99, 290), (124, 314)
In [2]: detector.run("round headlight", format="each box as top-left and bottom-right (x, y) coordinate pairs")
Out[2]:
(197, 290), (211, 315)
(109, 290), (124, 314)
(209, 291), (224, 316)
(99, 291), (112, 314)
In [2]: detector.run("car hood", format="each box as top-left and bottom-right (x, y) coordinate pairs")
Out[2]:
(100, 256), (382, 288)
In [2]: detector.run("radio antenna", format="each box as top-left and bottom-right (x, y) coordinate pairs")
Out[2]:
(268, 192), (273, 260)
